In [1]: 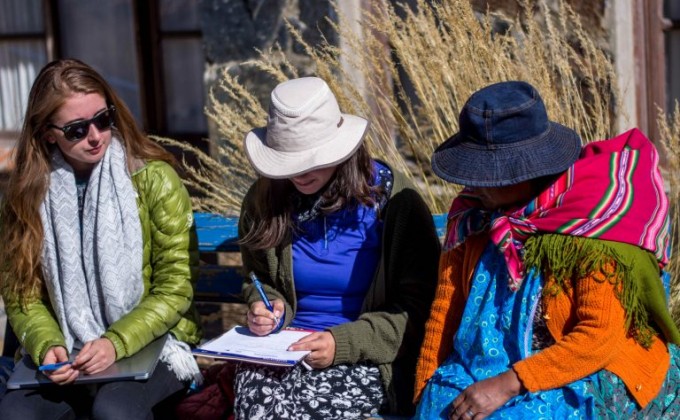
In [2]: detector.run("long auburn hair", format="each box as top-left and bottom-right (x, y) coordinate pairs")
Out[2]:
(241, 143), (378, 250)
(0, 58), (175, 302)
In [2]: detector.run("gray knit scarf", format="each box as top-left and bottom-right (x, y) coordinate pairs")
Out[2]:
(40, 137), (200, 383)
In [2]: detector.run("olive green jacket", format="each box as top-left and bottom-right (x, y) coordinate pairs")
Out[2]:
(4, 160), (201, 365)
(239, 165), (440, 415)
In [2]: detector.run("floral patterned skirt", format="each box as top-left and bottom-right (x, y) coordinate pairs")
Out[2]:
(233, 362), (385, 420)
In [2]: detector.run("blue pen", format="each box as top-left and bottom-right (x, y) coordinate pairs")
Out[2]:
(38, 361), (71, 371)
(249, 271), (280, 329)
(249, 271), (274, 312)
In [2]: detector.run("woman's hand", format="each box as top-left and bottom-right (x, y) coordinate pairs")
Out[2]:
(247, 299), (284, 336)
(72, 337), (116, 375)
(449, 369), (523, 419)
(287, 331), (336, 369)
(42, 346), (79, 385)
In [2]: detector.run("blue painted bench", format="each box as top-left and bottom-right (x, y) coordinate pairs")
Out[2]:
(195, 212), (449, 252)
(192, 212), (243, 302)
(193, 212), (448, 302)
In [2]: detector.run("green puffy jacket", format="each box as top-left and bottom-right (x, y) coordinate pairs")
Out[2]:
(4, 160), (201, 365)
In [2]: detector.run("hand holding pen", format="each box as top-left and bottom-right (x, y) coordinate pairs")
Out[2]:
(247, 272), (283, 336)
(39, 360), (72, 371)
(41, 345), (79, 385)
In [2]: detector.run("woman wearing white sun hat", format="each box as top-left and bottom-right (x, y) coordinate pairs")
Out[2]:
(232, 76), (440, 418)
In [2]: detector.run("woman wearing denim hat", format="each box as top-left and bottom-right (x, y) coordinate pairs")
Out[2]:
(0, 59), (201, 419)
(413, 81), (680, 419)
(231, 76), (440, 418)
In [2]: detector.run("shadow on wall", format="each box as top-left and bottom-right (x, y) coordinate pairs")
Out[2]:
(0, 172), (7, 199)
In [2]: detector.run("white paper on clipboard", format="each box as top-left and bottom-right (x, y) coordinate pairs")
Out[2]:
(192, 326), (312, 367)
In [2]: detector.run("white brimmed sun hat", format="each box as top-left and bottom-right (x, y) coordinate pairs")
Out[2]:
(244, 77), (369, 179)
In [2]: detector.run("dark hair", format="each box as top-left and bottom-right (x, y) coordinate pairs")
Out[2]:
(240, 143), (377, 250)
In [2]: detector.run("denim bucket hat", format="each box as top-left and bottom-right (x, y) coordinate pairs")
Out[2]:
(431, 81), (582, 187)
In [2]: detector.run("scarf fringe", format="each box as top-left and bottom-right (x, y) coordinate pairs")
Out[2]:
(524, 234), (654, 348)
(161, 334), (203, 385)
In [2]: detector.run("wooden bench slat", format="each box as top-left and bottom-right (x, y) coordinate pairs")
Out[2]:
(432, 213), (447, 239)
(194, 212), (448, 253)
(195, 265), (243, 302)
(194, 212), (239, 252)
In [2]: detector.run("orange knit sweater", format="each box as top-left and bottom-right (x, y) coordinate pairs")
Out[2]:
(413, 233), (670, 408)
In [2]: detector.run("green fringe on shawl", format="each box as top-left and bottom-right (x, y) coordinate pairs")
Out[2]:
(524, 234), (680, 348)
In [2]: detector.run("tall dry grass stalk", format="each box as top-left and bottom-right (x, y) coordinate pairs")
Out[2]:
(658, 102), (680, 322)
(160, 0), (619, 216)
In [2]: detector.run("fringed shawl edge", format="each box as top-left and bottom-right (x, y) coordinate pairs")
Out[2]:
(524, 234), (676, 348)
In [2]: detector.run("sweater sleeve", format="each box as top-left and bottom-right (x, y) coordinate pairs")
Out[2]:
(328, 188), (440, 366)
(412, 247), (464, 402)
(412, 233), (488, 402)
(513, 263), (628, 392)
(4, 293), (66, 364)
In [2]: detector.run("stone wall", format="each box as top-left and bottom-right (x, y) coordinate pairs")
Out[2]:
(199, 0), (338, 106)
(470, 0), (608, 48)
(198, 0), (611, 137)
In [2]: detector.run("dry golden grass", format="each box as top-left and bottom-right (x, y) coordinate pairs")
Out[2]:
(158, 0), (680, 324)
(159, 0), (618, 215)
(658, 102), (680, 322)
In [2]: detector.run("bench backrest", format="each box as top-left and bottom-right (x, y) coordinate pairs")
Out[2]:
(193, 212), (448, 302)
(195, 212), (448, 253)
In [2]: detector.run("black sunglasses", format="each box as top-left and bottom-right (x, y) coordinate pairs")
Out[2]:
(48, 106), (116, 142)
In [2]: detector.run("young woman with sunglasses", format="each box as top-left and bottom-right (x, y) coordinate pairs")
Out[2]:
(0, 59), (201, 419)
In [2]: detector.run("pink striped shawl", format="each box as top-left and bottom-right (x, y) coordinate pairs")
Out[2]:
(444, 128), (671, 291)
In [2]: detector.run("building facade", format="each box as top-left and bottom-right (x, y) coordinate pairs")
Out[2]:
(0, 0), (678, 174)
